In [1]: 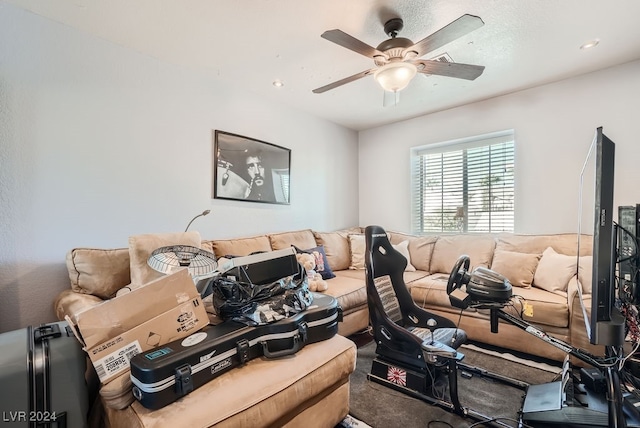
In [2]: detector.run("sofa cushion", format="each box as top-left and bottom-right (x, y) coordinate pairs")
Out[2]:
(211, 235), (272, 258)
(293, 245), (336, 280)
(103, 335), (356, 428)
(66, 247), (131, 298)
(269, 229), (317, 250)
(408, 236), (438, 272)
(495, 233), (593, 257)
(54, 289), (105, 321)
(314, 231), (351, 271)
(511, 286), (569, 328)
(429, 234), (495, 274)
(324, 271), (368, 316)
(490, 249), (541, 288)
(410, 273), (459, 311)
(200, 240), (214, 254)
(128, 232), (201, 287)
(533, 247), (577, 294)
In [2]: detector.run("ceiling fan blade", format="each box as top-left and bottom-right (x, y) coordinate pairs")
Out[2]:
(321, 29), (386, 59)
(312, 69), (376, 94)
(414, 60), (485, 80)
(406, 14), (484, 58)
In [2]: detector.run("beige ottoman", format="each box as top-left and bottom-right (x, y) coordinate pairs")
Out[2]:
(101, 335), (356, 427)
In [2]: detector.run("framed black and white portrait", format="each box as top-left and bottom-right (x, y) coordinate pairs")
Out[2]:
(213, 130), (291, 204)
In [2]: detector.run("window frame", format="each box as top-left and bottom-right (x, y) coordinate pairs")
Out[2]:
(410, 130), (515, 234)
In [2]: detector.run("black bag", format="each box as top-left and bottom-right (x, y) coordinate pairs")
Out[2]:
(210, 269), (313, 326)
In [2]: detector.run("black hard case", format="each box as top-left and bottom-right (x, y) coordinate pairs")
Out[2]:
(0, 321), (90, 428)
(130, 292), (341, 410)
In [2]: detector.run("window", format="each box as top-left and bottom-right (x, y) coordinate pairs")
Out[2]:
(411, 131), (515, 233)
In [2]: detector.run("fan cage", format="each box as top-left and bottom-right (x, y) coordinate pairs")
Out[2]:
(148, 245), (218, 277)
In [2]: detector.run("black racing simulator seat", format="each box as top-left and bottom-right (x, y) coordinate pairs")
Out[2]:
(365, 226), (530, 426)
(364, 225), (468, 414)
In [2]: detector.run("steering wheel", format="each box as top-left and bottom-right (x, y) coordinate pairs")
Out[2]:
(447, 255), (471, 295)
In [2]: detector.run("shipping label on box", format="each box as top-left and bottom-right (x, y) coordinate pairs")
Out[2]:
(70, 269), (209, 383)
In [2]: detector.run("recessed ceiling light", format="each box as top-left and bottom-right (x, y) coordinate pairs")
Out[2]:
(580, 39), (600, 50)
(272, 79), (284, 88)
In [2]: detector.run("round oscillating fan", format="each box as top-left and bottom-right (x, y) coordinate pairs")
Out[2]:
(147, 245), (218, 278)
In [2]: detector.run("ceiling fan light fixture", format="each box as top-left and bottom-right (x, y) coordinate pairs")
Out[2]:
(374, 61), (417, 92)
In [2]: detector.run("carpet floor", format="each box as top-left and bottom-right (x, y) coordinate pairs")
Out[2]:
(346, 338), (561, 428)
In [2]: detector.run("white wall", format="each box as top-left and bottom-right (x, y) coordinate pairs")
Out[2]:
(0, 5), (359, 333)
(359, 59), (640, 235)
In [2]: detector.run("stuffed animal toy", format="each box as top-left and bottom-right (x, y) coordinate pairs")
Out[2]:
(296, 252), (328, 292)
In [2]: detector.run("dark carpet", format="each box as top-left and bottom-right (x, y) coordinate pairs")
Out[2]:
(347, 338), (561, 428)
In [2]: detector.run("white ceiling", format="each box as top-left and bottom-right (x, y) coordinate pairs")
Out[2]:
(6, 0), (640, 131)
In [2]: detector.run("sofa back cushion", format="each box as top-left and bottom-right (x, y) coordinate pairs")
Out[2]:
(66, 248), (131, 299)
(429, 234), (496, 274)
(495, 233), (592, 256)
(490, 249), (541, 288)
(211, 235), (272, 258)
(268, 229), (317, 250)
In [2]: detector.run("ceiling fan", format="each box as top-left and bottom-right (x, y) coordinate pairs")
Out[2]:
(312, 14), (486, 95)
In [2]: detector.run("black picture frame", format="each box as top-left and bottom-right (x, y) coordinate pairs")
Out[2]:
(213, 130), (291, 204)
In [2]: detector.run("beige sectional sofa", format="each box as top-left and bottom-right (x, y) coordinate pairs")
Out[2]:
(57, 226), (604, 361)
(207, 227), (603, 363)
(55, 226), (604, 426)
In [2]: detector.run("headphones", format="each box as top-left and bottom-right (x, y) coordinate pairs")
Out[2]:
(447, 255), (513, 309)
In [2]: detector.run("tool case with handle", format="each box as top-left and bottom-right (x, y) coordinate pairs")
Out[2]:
(130, 292), (341, 410)
(0, 321), (90, 427)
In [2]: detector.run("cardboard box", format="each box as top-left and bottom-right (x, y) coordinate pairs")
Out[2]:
(68, 269), (209, 383)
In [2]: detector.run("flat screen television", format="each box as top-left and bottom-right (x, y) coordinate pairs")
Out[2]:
(587, 127), (625, 346)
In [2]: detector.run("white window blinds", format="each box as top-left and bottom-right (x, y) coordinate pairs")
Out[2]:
(411, 131), (515, 233)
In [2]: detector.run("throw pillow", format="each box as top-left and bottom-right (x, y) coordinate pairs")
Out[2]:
(348, 234), (366, 270)
(393, 240), (416, 272)
(490, 249), (541, 288)
(578, 255), (593, 295)
(129, 231), (201, 287)
(533, 247), (577, 293)
(292, 245), (336, 280)
(348, 234), (416, 272)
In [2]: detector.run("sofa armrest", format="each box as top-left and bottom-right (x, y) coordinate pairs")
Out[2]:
(54, 289), (105, 322)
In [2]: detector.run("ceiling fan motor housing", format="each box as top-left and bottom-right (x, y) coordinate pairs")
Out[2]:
(383, 18), (404, 37)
